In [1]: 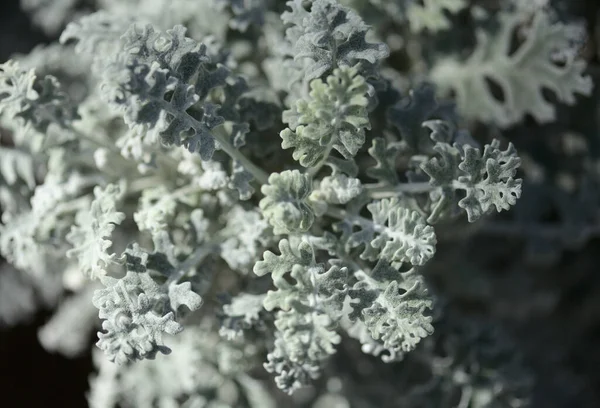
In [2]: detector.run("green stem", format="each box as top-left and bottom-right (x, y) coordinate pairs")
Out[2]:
(156, 154), (180, 169)
(165, 243), (219, 286)
(75, 125), (182, 172)
(202, 126), (270, 185)
(128, 176), (165, 194)
(70, 126), (132, 162)
(128, 178), (205, 201)
(365, 182), (435, 198)
(324, 206), (374, 233)
(307, 143), (335, 178)
(306, 37), (339, 179)
(52, 195), (92, 216)
(324, 205), (349, 221)
(324, 205), (415, 242)
(170, 184), (204, 200)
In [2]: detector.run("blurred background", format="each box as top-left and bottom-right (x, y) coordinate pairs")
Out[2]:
(0, 2), (91, 407)
(3, 0), (600, 407)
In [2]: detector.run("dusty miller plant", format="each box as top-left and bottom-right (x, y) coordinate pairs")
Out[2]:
(0, 0), (594, 406)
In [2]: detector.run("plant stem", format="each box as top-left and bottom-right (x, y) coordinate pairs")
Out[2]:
(128, 176), (165, 194)
(165, 243), (219, 286)
(364, 182), (434, 198)
(207, 126), (270, 185)
(324, 206), (373, 231)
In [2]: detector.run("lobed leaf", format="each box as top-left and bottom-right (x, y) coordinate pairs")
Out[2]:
(430, 10), (593, 127)
(281, 0), (389, 83)
(349, 261), (434, 354)
(421, 120), (522, 222)
(66, 183), (126, 280)
(345, 197), (437, 267)
(259, 170), (315, 235)
(281, 65), (371, 167)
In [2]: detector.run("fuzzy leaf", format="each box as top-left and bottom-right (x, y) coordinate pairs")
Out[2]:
(133, 185), (178, 234)
(261, 250), (348, 315)
(281, 0), (389, 82)
(256, 238), (348, 394)
(0, 60), (78, 133)
(265, 310), (341, 395)
(281, 65), (371, 167)
(311, 173), (364, 205)
(349, 261), (434, 354)
(254, 238), (314, 278)
(93, 237), (203, 364)
(168, 281), (203, 312)
(0, 212), (52, 276)
(431, 10), (593, 127)
(406, 0), (467, 33)
(229, 159), (255, 200)
(421, 121), (522, 222)
(93, 271), (182, 364)
(259, 170), (315, 235)
(107, 24), (229, 160)
(59, 11), (133, 57)
(346, 198), (437, 267)
(366, 137), (403, 186)
(387, 82), (454, 152)
(115, 59), (223, 160)
(0, 147), (37, 190)
(214, 0), (267, 32)
(343, 318), (403, 363)
(219, 205), (272, 273)
(218, 293), (268, 340)
(66, 184), (126, 280)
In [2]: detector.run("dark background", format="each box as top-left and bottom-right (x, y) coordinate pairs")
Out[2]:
(0, 2), (91, 406)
